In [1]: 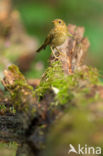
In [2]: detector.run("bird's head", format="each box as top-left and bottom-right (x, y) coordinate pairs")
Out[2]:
(52, 19), (67, 28)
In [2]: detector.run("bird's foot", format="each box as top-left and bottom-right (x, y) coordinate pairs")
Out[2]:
(50, 47), (59, 59)
(55, 47), (65, 57)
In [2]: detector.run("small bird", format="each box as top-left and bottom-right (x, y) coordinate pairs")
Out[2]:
(36, 19), (72, 57)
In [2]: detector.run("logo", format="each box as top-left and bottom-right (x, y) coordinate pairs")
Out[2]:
(68, 144), (101, 155)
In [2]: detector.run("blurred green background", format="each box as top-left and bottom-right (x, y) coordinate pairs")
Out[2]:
(13, 0), (103, 78)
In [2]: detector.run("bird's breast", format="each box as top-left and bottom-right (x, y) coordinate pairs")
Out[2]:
(51, 28), (68, 47)
(51, 32), (67, 47)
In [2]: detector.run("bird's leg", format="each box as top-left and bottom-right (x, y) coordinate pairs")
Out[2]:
(50, 47), (59, 59)
(55, 47), (65, 57)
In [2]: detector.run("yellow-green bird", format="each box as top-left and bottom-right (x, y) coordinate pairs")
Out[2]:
(36, 19), (72, 57)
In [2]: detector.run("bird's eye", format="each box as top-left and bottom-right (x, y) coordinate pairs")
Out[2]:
(58, 20), (61, 24)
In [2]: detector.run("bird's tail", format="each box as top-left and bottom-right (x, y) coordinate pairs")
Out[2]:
(36, 44), (47, 52)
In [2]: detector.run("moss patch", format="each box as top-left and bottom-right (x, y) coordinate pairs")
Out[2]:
(35, 61), (100, 106)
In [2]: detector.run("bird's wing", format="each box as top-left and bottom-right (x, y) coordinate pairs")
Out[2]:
(44, 33), (54, 46)
(36, 33), (53, 52)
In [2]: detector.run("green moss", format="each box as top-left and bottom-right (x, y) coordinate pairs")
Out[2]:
(3, 63), (100, 115)
(35, 61), (100, 106)
(0, 104), (7, 114)
(35, 61), (63, 97)
(10, 84), (33, 113)
(8, 64), (25, 81)
(7, 64), (33, 92)
(4, 65), (35, 114)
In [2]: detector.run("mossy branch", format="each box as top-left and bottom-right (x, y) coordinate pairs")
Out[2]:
(2, 64), (37, 129)
(0, 24), (103, 156)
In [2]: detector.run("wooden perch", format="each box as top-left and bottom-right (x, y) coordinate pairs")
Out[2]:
(50, 24), (90, 74)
